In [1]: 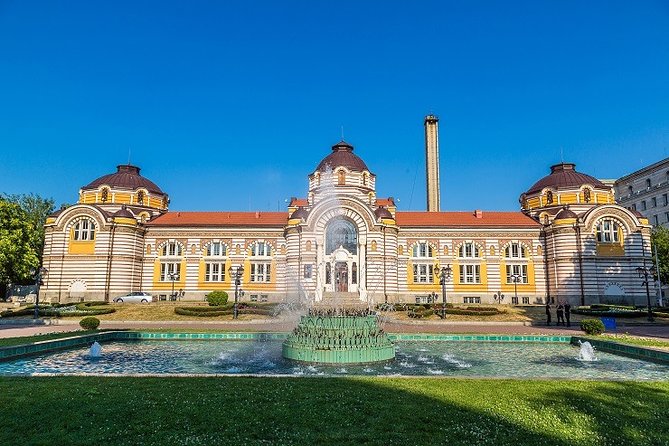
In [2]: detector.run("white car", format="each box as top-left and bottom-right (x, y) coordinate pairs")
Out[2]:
(113, 292), (154, 303)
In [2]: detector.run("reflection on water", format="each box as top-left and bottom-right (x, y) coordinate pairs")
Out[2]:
(1, 340), (668, 380)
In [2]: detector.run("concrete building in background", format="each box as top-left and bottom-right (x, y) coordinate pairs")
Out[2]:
(614, 157), (669, 228)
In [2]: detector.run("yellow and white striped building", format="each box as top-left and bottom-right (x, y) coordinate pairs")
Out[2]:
(42, 135), (653, 306)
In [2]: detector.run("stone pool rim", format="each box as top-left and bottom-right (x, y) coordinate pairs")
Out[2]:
(1, 331), (667, 365)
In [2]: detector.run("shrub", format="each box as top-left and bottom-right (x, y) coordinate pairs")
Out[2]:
(206, 291), (229, 306)
(79, 316), (100, 330)
(581, 318), (605, 335)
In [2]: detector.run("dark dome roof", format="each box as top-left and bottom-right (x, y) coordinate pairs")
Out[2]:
(526, 163), (609, 195)
(83, 165), (165, 195)
(113, 207), (135, 219)
(374, 207), (393, 220)
(315, 141), (369, 173)
(289, 207), (309, 220)
(554, 207), (578, 220)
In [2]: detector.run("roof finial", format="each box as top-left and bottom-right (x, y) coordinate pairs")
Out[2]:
(341, 125), (345, 141)
(128, 147), (132, 165)
(560, 147), (564, 164)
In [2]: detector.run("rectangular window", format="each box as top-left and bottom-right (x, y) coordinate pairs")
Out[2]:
(654, 215), (659, 226)
(522, 296), (530, 304)
(505, 264), (528, 284)
(641, 201), (647, 210)
(250, 263), (271, 282)
(463, 297), (481, 304)
(303, 264), (312, 279)
(160, 262), (181, 282)
(664, 194), (668, 206)
(250, 294), (258, 302)
(205, 262), (225, 282)
(665, 212), (669, 223)
(459, 265), (480, 284)
(652, 197), (657, 207)
(413, 264), (434, 283)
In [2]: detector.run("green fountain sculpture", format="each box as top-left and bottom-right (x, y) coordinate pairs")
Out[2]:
(282, 308), (395, 364)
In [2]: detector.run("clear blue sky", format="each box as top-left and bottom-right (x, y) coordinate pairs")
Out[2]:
(1, 1), (668, 212)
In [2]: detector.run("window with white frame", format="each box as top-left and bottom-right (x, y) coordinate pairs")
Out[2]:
(412, 242), (434, 283)
(504, 243), (527, 259)
(412, 242), (433, 258)
(412, 264), (434, 283)
(160, 262), (181, 282)
(463, 297), (481, 304)
(458, 242), (479, 258)
(251, 263), (271, 282)
(73, 219), (95, 241)
(206, 242), (227, 257)
(595, 219), (620, 243)
(459, 264), (480, 284)
(251, 242), (272, 257)
(505, 264), (528, 284)
(161, 242), (182, 256)
(205, 263), (225, 282)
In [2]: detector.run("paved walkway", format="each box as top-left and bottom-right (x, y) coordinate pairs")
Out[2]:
(1, 318), (668, 340)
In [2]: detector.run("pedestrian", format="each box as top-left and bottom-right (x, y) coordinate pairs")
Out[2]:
(556, 302), (565, 326)
(564, 302), (571, 327)
(545, 302), (552, 326)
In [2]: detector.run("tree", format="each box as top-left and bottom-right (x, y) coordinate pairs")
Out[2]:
(651, 226), (669, 284)
(2, 193), (55, 260)
(0, 198), (40, 285)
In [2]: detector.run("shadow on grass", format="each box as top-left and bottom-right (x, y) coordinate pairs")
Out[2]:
(0, 377), (667, 446)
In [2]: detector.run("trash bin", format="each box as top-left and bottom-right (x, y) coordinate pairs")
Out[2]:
(600, 317), (616, 331)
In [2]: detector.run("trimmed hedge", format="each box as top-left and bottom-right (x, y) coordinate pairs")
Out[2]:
(0, 302), (115, 318)
(445, 308), (498, 316)
(79, 316), (100, 330)
(174, 303), (276, 317)
(571, 307), (646, 318)
(581, 318), (605, 335)
(206, 291), (229, 306)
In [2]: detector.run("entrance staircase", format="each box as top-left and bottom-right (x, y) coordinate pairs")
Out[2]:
(318, 292), (367, 308)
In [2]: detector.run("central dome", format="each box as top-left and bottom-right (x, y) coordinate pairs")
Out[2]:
(82, 164), (165, 195)
(526, 163), (608, 195)
(315, 141), (370, 173)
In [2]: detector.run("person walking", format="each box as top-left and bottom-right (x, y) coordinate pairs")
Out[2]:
(556, 302), (565, 326)
(564, 302), (571, 327)
(545, 302), (552, 326)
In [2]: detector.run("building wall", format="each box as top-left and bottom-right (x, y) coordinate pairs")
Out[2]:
(615, 157), (669, 227)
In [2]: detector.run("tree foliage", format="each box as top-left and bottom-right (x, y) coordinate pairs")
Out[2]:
(651, 226), (669, 284)
(0, 199), (40, 285)
(0, 194), (54, 286)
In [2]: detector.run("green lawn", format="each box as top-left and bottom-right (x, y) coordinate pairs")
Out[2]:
(0, 330), (101, 347)
(0, 377), (667, 446)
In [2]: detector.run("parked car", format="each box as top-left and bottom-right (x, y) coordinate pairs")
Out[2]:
(113, 292), (154, 303)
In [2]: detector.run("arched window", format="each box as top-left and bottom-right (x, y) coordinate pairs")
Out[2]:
(161, 242), (182, 256)
(137, 190), (145, 205)
(583, 188), (592, 203)
(458, 242), (479, 258)
(412, 242), (433, 258)
(100, 188), (109, 203)
(251, 242), (272, 256)
(546, 191), (554, 204)
(206, 242), (227, 257)
(504, 243), (527, 258)
(326, 218), (357, 254)
(338, 170), (346, 186)
(73, 219), (95, 241)
(596, 219), (620, 243)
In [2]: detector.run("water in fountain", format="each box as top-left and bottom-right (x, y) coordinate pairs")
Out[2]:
(89, 341), (102, 358)
(577, 340), (597, 361)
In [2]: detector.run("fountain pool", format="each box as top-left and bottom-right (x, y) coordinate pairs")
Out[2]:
(1, 339), (667, 380)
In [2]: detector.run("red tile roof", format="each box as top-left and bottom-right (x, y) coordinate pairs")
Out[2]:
(289, 198), (308, 207)
(395, 211), (540, 228)
(146, 212), (287, 227)
(375, 198), (395, 207)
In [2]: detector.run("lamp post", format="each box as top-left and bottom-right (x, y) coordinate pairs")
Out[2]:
(32, 267), (48, 319)
(168, 272), (179, 301)
(493, 291), (504, 305)
(510, 273), (521, 305)
(636, 265), (657, 322)
(228, 265), (244, 319)
(438, 265), (452, 319)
